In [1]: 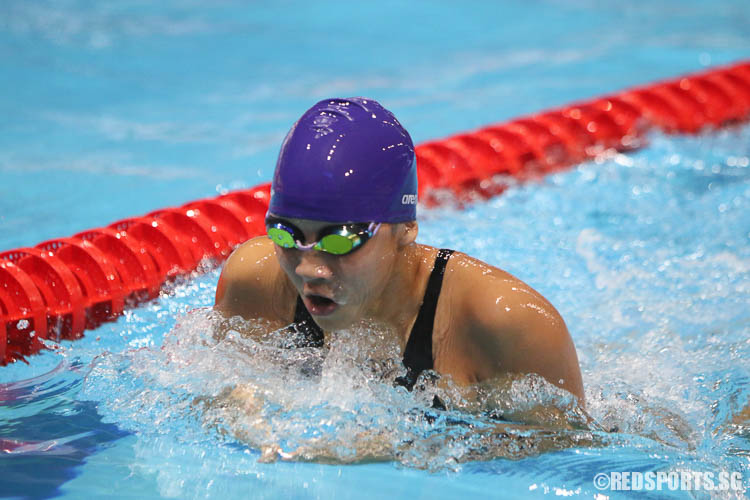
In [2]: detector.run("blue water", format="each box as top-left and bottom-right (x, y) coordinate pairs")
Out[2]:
(2, 0), (750, 498)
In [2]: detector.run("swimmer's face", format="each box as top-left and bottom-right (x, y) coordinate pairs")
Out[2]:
(272, 217), (413, 330)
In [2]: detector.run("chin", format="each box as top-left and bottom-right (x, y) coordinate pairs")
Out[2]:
(313, 311), (353, 331)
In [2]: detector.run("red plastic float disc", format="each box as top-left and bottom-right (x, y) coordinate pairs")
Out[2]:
(559, 105), (625, 154)
(247, 183), (272, 209)
(36, 238), (126, 328)
(442, 135), (510, 196)
(706, 73), (750, 121)
(0, 289), (7, 363)
(415, 150), (446, 187)
(730, 62), (750, 83)
(181, 200), (249, 248)
(0, 249), (86, 340)
(149, 207), (230, 260)
(507, 119), (572, 172)
(624, 87), (692, 133)
(680, 77), (735, 126)
(0, 261), (48, 361)
(474, 125), (535, 176)
(215, 197), (265, 241)
(533, 110), (595, 161)
(655, 84), (706, 133)
(108, 217), (197, 281)
(75, 227), (162, 300)
(659, 80), (713, 133)
(589, 96), (648, 146)
(416, 142), (492, 203)
(217, 191), (268, 239)
(414, 152), (446, 205)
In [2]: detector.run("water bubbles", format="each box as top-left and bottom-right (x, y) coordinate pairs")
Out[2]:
(726, 156), (749, 168)
(613, 154), (634, 167)
(80, 308), (600, 470)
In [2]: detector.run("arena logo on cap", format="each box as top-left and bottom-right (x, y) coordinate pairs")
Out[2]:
(401, 194), (417, 205)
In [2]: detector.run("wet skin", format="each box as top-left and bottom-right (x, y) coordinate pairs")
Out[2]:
(214, 218), (585, 403)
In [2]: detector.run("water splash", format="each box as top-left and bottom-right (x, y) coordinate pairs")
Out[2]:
(79, 307), (715, 473)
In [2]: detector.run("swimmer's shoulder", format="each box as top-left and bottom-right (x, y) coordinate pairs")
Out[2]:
(214, 236), (294, 322)
(437, 250), (584, 400)
(438, 250), (538, 315)
(439, 250), (557, 320)
(436, 249), (537, 346)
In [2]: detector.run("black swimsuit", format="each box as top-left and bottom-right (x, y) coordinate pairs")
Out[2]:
(288, 248), (455, 396)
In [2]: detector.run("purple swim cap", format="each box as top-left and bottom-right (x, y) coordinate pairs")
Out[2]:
(268, 97), (417, 223)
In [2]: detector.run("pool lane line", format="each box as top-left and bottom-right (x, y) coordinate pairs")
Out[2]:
(1, 59), (748, 366)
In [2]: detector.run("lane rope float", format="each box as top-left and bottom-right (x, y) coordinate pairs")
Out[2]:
(1, 60), (749, 365)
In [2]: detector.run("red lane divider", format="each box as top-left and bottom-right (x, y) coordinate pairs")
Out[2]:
(0, 248), (87, 342)
(181, 200), (250, 249)
(108, 217), (200, 280)
(0, 288), (7, 362)
(474, 126), (534, 175)
(0, 261), (48, 362)
(148, 207), (231, 261)
(75, 228), (162, 300)
(217, 187), (270, 237)
(2, 60), (749, 365)
(36, 238), (125, 329)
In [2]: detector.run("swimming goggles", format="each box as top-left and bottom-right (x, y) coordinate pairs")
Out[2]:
(265, 216), (382, 256)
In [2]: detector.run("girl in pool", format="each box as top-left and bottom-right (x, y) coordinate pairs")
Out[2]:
(214, 97), (584, 409)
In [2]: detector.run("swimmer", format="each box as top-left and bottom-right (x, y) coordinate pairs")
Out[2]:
(214, 97), (585, 411)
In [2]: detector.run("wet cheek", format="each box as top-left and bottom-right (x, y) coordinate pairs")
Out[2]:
(349, 269), (376, 297)
(334, 275), (364, 306)
(276, 252), (299, 278)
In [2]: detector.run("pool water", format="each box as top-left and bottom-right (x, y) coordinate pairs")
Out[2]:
(2, 1), (749, 498)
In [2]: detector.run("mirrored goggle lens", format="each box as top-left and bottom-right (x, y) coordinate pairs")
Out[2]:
(267, 227), (296, 248)
(318, 234), (356, 255)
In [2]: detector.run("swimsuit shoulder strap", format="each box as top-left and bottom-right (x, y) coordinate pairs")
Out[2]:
(395, 248), (455, 390)
(289, 295), (324, 348)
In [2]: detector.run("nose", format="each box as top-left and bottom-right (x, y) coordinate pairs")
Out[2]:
(295, 251), (333, 283)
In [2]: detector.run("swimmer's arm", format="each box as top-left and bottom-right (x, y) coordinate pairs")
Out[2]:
(462, 278), (585, 404)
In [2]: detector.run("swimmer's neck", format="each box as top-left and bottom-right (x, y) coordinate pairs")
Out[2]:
(359, 242), (435, 347)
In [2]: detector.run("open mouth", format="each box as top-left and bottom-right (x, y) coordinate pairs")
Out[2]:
(303, 294), (338, 316)
(308, 295), (334, 307)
